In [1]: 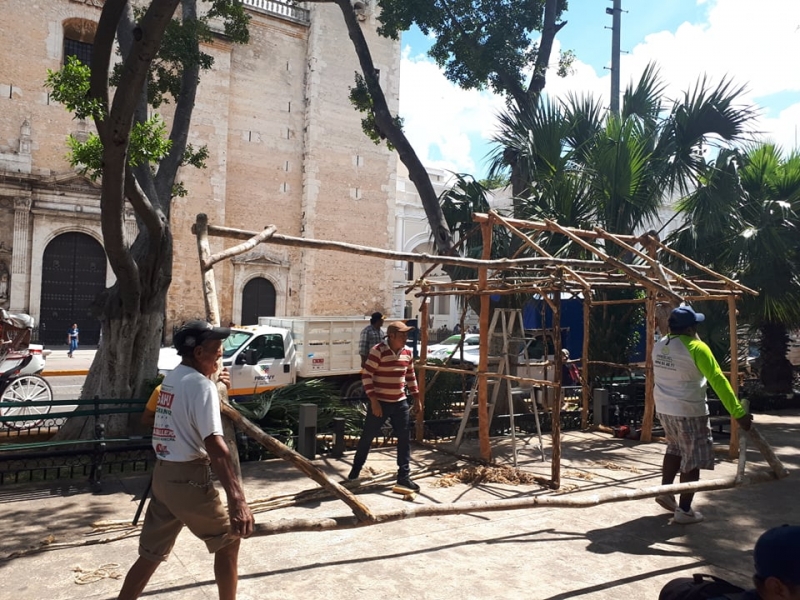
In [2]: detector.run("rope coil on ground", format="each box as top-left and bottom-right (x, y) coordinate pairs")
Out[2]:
(72, 563), (123, 585)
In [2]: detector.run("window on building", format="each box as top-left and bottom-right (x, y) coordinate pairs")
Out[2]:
(63, 18), (97, 66)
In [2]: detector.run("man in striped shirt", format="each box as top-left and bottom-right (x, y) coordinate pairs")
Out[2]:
(349, 320), (421, 492)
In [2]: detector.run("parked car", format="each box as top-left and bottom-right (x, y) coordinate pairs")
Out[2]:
(427, 333), (481, 363)
(19, 343), (49, 375)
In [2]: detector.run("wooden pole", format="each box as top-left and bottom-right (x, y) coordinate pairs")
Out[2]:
(194, 213), (241, 479)
(416, 297), (430, 441)
(641, 290), (656, 442)
(581, 299), (591, 429)
(219, 401), (375, 522)
(194, 213), (220, 326)
(728, 295), (740, 458)
(250, 471), (779, 537)
(478, 221), (492, 461)
(551, 286), (562, 488)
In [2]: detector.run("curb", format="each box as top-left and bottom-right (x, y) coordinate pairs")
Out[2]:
(41, 369), (89, 377)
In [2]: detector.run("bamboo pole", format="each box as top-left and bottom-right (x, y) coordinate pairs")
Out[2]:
(250, 472), (779, 537)
(728, 295), (741, 458)
(478, 221), (492, 461)
(219, 401), (375, 522)
(416, 297), (429, 441)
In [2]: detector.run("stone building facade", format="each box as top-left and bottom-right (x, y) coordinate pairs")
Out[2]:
(0, 0), (399, 346)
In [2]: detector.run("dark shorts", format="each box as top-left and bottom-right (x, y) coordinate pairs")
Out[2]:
(658, 413), (715, 472)
(138, 459), (235, 562)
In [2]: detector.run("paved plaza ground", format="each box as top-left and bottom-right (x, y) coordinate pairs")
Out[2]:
(0, 406), (797, 600)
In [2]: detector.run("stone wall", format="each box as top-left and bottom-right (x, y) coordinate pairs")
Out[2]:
(0, 0), (400, 338)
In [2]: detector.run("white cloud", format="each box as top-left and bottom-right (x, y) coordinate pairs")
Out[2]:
(399, 46), (505, 175)
(399, 0), (800, 177)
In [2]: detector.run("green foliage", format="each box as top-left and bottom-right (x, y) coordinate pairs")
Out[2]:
(45, 56), (105, 121)
(667, 143), (800, 392)
(478, 173), (510, 190)
(65, 115), (172, 180)
(423, 360), (471, 420)
(348, 73), (404, 150)
(114, 1), (250, 108)
(231, 380), (364, 460)
(376, 0), (568, 96)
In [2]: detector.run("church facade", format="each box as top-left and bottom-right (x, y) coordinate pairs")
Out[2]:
(0, 0), (400, 346)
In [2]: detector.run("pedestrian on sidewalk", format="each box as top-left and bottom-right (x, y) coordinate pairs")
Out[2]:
(117, 320), (254, 600)
(349, 320), (421, 493)
(67, 323), (79, 358)
(652, 305), (752, 525)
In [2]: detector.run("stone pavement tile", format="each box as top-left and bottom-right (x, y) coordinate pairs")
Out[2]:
(0, 410), (796, 599)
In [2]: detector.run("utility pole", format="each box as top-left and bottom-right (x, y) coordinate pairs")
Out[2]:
(606, 0), (622, 115)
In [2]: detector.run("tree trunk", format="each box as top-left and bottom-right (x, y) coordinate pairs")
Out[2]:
(759, 321), (793, 393)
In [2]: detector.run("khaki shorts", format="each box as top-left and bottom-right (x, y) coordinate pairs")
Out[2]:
(658, 413), (715, 472)
(139, 459), (235, 562)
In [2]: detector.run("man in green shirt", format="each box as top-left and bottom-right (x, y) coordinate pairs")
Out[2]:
(652, 305), (752, 524)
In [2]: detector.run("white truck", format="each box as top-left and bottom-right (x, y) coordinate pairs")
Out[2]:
(158, 316), (369, 400)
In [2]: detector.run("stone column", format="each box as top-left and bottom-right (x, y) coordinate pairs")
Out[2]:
(9, 196), (32, 312)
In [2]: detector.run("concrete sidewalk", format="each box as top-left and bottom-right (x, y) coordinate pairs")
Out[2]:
(1, 409), (796, 600)
(41, 347), (97, 377)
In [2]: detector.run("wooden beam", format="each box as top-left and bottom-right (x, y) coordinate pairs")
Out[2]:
(478, 220), (492, 461)
(544, 219), (683, 303)
(472, 213), (640, 243)
(650, 237), (758, 296)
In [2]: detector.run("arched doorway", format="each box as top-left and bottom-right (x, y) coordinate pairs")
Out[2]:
(40, 232), (106, 346)
(241, 277), (276, 325)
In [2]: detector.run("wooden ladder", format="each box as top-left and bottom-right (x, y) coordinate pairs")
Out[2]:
(453, 309), (545, 465)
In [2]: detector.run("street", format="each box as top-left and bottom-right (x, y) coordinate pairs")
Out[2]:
(46, 374), (84, 402)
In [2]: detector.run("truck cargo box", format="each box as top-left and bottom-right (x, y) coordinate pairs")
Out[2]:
(258, 316), (367, 378)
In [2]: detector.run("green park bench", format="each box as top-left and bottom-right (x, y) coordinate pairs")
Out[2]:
(0, 397), (152, 490)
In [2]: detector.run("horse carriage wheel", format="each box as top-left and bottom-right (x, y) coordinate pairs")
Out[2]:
(0, 375), (53, 429)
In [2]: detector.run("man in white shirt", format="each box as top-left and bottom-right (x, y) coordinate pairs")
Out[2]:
(652, 306), (752, 525)
(118, 320), (254, 600)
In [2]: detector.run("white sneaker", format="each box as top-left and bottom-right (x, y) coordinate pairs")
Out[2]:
(655, 495), (677, 513)
(673, 507), (704, 524)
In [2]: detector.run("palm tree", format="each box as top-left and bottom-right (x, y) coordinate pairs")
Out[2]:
(479, 64), (757, 367)
(669, 144), (800, 392)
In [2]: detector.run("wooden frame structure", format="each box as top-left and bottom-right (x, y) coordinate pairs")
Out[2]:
(195, 211), (759, 490)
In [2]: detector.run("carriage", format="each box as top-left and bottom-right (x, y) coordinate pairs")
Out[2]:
(0, 309), (53, 428)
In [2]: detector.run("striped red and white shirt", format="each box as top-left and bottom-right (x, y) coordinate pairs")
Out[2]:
(362, 342), (419, 402)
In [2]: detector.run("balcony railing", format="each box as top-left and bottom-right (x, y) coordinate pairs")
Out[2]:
(241, 0), (310, 24)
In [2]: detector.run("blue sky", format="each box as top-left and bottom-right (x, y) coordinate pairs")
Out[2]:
(398, 0), (800, 178)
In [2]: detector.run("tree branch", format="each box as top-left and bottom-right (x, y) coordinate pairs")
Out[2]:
(526, 0), (566, 102)
(332, 0), (454, 255)
(89, 0), (128, 142)
(155, 0), (201, 206)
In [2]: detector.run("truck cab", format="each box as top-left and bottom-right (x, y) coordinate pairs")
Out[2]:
(158, 325), (296, 400)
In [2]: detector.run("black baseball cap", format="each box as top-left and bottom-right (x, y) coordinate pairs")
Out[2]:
(174, 319), (230, 356)
(370, 312), (384, 323)
(754, 525), (800, 584)
(668, 305), (705, 329)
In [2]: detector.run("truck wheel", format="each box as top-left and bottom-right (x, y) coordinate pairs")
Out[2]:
(342, 378), (365, 402)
